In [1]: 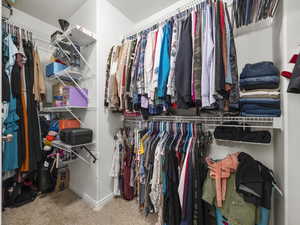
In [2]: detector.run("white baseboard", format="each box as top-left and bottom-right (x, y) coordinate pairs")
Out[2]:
(69, 184), (97, 208)
(93, 193), (114, 210)
(69, 184), (114, 209)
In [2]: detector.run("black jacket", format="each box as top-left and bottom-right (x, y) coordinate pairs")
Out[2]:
(236, 152), (274, 209)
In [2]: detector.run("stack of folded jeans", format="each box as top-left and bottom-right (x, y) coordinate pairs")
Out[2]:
(240, 62), (281, 117)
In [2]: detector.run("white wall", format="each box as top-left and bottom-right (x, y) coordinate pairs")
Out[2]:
(67, 0), (100, 205)
(282, 1), (300, 225)
(97, 0), (134, 202)
(272, 1), (285, 224)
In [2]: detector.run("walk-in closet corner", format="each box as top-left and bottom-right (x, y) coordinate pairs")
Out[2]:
(1, 0), (299, 225)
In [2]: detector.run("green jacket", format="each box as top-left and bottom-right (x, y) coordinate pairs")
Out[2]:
(202, 173), (259, 225)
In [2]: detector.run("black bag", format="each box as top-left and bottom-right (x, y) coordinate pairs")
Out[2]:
(60, 128), (93, 145)
(3, 179), (37, 208)
(38, 159), (55, 193)
(288, 53), (300, 93)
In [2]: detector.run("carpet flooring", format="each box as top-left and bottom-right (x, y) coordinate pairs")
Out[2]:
(3, 190), (157, 225)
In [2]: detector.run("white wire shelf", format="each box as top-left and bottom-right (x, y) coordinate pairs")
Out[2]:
(41, 106), (93, 113)
(234, 17), (274, 37)
(51, 140), (97, 166)
(215, 139), (272, 146)
(65, 25), (96, 47)
(122, 115), (283, 130)
(47, 68), (83, 82)
(51, 140), (95, 150)
(53, 25), (96, 48)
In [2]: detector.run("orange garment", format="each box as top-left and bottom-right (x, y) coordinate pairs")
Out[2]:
(20, 66), (30, 172)
(206, 152), (239, 207)
(33, 48), (46, 102)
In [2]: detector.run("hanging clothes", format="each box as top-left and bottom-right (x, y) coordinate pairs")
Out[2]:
(23, 40), (42, 171)
(175, 15), (193, 109)
(111, 121), (212, 225)
(3, 34), (19, 172)
(3, 98), (19, 172)
(105, 0), (239, 115)
(201, 4), (215, 107)
(167, 17), (182, 103)
(157, 22), (172, 98)
(104, 47), (114, 107)
(33, 48), (46, 102)
(193, 10), (202, 108)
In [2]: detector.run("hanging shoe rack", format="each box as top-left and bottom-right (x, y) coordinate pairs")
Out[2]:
(41, 25), (97, 166)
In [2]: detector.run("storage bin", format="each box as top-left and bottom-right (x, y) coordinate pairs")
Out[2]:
(52, 82), (74, 107)
(59, 120), (80, 130)
(63, 87), (88, 107)
(46, 62), (68, 77)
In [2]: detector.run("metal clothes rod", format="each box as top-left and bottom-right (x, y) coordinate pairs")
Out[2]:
(3, 21), (51, 44)
(126, 0), (233, 39)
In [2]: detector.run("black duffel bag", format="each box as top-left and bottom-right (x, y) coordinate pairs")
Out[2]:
(60, 128), (93, 145)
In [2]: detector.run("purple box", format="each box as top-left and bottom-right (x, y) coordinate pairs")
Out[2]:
(63, 86), (88, 107)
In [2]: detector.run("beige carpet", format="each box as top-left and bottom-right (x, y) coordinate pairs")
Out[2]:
(3, 190), (157, 225)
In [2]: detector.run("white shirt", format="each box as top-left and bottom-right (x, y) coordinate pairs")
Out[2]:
(150, 25), (163, 101)
(202, 6), (215, 107)
(144, 30), (157, 97)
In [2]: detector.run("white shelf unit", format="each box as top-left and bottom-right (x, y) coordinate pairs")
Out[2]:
(44, 25), (97, 125)
(42, 25), (97, 166)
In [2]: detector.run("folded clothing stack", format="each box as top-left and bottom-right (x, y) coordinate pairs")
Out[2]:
(240, 62), (281, 117)
(214, 122), (272, 144)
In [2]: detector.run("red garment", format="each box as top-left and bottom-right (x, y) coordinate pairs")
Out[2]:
(281, 52), (299, 79)
(46, 135), (56, 141)
(122, 145), (134, 201)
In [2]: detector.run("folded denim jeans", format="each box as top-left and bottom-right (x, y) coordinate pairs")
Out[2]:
(240, 83), (279, 91)
(240, 76), (280, 86)
(240, 62), (279, 79)
(242, 109), (281, 115)
(241, 104), (280, 111)
(241, 112), (281, 117)
(240, 98), (280, 106)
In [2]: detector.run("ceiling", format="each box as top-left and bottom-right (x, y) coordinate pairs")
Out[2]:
(14, 0), (86, 27)
(107, 0), (181, 22)
(14, 0), (181, 26)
